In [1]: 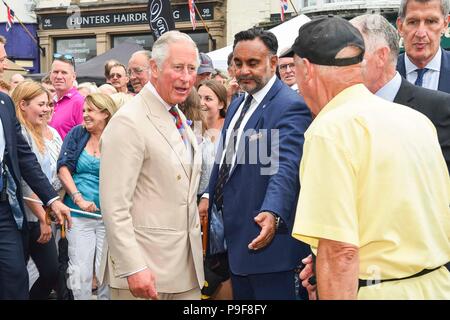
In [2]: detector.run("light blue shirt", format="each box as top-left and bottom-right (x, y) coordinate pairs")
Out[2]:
(375, 72), (402, 102)
(405, 48), (441, 90)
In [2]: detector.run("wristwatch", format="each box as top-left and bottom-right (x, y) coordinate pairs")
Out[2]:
(268, 212), (281, 230)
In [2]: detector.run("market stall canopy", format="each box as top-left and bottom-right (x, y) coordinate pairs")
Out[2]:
(75, 41), (144, 84)
(207, 14), (311, 71)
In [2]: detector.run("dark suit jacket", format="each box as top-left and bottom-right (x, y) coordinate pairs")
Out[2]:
(397, 48), (450, 94)
(0, 92), (57, 218)
(207, 78), (312, 275)
(394, 78), (450, 171)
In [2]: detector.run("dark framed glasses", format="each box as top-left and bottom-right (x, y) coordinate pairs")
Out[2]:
(53, 53), (75, 66)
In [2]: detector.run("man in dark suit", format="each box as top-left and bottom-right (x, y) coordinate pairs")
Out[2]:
(396, 0), (450, 94)
(0, 37), (72, 300)
(351, 14), (450, 171)
(205, 27), (312, 300)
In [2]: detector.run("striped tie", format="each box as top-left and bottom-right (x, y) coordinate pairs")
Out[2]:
(169, 106), (185, 143)
(213, 94), (253, 210)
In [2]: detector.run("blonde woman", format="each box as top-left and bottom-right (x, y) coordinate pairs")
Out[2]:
(57, 93), (118, 300)
(11, 80), (58, 299)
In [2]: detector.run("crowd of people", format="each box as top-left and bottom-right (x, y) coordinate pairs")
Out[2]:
(0, 0), (448, 300)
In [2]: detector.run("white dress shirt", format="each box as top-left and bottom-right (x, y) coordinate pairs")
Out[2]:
(375, 72), (403, 102)
(405, 48), (441, 90)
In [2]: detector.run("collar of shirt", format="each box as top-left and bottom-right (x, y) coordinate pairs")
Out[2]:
(54, 87), (79, 103)
(405, 48), (442, 75)
(315, 84), (369, 121)
(375, 72), (402, 102)
(144, 81), (177, 112)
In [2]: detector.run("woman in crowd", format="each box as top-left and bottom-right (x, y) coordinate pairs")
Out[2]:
(57, 93), (117, 300)
(196, 80), (231, 300)
(11, 80), (59, 299)
(179, 87), (206, 143)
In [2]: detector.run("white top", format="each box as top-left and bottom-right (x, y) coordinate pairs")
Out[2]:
(45, 126), (63, 192)
(405, 48), (441, 90)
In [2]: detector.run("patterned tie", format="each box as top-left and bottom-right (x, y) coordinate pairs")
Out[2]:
(169, 106), (185, 143)
(415, 68), (429, 87)
(214, 94), (253, 210)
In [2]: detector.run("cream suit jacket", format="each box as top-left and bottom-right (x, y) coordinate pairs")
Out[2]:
(99, 86), (204, 293)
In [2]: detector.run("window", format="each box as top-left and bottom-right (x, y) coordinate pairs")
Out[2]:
(112, 34), (155, 51)
(54, 37), (97, 64)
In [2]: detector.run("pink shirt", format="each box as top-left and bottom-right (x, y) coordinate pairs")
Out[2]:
(49, 87), (85, 140)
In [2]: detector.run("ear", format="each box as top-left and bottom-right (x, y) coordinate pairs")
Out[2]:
(396, 17), (404, 37)
(376, 46), (390, 67)
(149, 59), (159, 79)
(18, 99), (27, 112)
(270, 54), (278, 71)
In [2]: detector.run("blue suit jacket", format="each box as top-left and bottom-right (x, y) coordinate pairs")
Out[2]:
(0, 92), (57, 218)
(397, 48), (450, 94)
(207, 78), (312, 275)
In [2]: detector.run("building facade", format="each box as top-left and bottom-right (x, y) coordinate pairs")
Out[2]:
(35, 0), (227, 72)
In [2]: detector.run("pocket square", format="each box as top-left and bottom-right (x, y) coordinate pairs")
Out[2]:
(249, 132), (263, 141)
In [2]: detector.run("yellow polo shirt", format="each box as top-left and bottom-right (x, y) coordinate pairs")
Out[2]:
(292, 84), (450, 299)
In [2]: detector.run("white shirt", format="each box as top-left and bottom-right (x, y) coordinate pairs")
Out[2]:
(0, 117), (4, 163)
(375, 72), (403, 102)
(220, 75), (277, 169)
(405, 48), (441, 90)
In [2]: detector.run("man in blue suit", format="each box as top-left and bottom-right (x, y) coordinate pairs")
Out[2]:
(206, 27), (312, 300)
(0, 36), (72, 300)
(396, 0), (450, 93)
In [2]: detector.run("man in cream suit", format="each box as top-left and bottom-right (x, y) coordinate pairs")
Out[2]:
(99, 31), (204, 300)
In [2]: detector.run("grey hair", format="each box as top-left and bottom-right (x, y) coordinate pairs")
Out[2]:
(398, 0), (450, 20)
(131, 50), (152, 61)
(351, 14), (400, 64)
(151, 31), (199, 69)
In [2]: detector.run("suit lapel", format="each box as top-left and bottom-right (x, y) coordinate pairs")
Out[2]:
(0, 101), (12, 153)
(140, 89), (192, 179)
(397, 53), (406, 78)
(439, 49), (450, 93)
(229, 79), (283, 179)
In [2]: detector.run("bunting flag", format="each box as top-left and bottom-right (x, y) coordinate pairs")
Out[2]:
(3, 0), (15, 31)
(280, 0), (288, 22)
(147, 0), (176, 41)
(188, 0), (196, 30)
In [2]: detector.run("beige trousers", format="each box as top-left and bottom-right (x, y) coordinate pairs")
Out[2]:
(110, 286), (201, 300)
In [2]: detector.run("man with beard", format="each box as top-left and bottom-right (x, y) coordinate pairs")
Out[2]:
(205, 27), (312, 299)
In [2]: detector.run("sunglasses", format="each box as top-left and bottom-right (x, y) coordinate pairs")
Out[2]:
(53, 53), (75, 66)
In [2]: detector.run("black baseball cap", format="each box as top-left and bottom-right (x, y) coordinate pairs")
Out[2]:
(284, 16), (365, 66)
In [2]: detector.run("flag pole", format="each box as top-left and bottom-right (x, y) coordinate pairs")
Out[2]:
(289, 0), (299, 15)
(193, 3), (217, 50)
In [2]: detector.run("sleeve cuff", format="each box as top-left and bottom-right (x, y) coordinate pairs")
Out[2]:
(119, 267), (148, 278)
(46, 196), (60, 206)
(202, 193), (209, 199)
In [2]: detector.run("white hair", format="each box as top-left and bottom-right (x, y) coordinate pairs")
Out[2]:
(151, 31), (200, 69)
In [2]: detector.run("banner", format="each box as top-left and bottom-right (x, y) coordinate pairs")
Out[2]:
(147, 0), (175, 41)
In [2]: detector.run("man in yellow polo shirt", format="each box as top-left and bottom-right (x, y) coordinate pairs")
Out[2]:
(289, 16), (450, 299)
